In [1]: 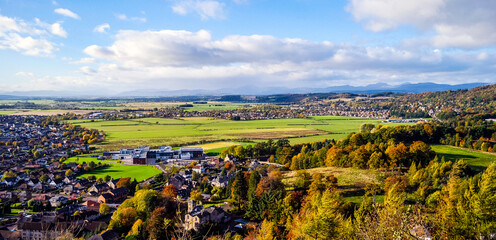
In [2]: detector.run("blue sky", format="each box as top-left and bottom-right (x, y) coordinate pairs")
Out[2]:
(0, 0), (495, 94)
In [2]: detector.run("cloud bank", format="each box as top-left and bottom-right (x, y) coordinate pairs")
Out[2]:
(347, 0), (496, 48)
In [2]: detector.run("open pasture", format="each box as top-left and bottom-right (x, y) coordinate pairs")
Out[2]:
(431, 145), (496, 172)
(64, 155), (162, 181)
(69, 116), (410, 151)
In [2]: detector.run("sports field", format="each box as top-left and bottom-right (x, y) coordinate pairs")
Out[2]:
(64, 155), (162, 181)
(431, 145), (496, 171)
(69, 116), (408, 151)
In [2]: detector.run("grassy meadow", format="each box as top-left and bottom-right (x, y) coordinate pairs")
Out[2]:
(282, 166), (384, 204)
(64, 155), (162, 181)
(69, 116), (408, 151)
(432, 145), (496, 171)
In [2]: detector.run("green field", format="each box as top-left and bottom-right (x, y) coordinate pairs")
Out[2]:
(64, 155), (162, 181)
(0, 110), (20, 115)
(432, 145), (496, 171)
(69, 116), (409, 151)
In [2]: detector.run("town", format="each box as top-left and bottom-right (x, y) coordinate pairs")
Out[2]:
(0, 115), (272, 239)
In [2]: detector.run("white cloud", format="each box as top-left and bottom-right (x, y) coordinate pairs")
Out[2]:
(0, 14), (60, 56)
(69, 57), (96, 65)
(347, 0), (496, 49)
(93, 23), (110, 33)
(115, 14), (146, 23)
(79, 29), (496, 91)
(52, 1), (58, 6)
(80, 66), (96, 74)
(15, 72), (35, 78)
(50, 22), (67, 37)
(172, 0), (225, 20)
(54, 8), (81, 20)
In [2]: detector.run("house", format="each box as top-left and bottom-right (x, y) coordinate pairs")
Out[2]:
(62, 176), (74, 185)
(89, 183), (110, 193)
(0, 191), (17, 202)
(27, 178), (40, 187)
(97, 193), (113, 204)
(211, 174), (234, 188)
(48, 178), (63, 188)
(18, 222), (63, 240)
(82, 200), (101, 212)
(49, 196), (69, 207)
(98, 187), (128, 203)
(19, 183), (29, 191)
(19, 191), (32, 202)
(107, 179), (120, 189)
(88, 230), (119, 240)
(192, 165), (206, 174)
(184, 200), (229, 231)
(169, 175), (186, 190)
(75, 179), (90, 189)
(1, 177), (17, 186)
(63, 185), (75, 194)
(33, 183), (49, 192)
(109, 187), (128, 202)
(33, 194), (51, 204)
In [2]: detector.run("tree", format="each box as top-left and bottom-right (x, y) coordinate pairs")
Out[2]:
(386, 143), (409, 167)
(146, 207), (171, 240)
(190, 190), (203, 202)
(294, 170), (311, 190)
(360, 123), (375, 133)
(39, 174), (49, 183)
(325, 147), (344, 167)
(65, 169), (73, 177)
(234, 146), (245, 159)
(256, 219), (275, 240)
(162, 185), (177, 198)
(290, 190), (344, 239)
(104, 175), (112, 182)
(99, 202), (110, 215)
(231, 171), (248, 208)
(117, 177), (132, 190)
(128, 219), (144, 238)
(0, 171), (16, 180)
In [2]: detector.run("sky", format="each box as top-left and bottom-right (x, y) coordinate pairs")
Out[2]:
(0, 0), (496, 94)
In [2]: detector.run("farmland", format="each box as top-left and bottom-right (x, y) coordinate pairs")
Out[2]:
(64, 155), (162, 181)
(68, 116), (410, 151)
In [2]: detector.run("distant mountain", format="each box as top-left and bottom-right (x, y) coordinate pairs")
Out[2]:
(117, 82), (490, 97)
(0, 82), (491, 99)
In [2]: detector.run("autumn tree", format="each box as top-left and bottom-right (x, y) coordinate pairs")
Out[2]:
(162, 184), (178, 198)
(99, 202), (110, 215)
(190, 190), (203, 202)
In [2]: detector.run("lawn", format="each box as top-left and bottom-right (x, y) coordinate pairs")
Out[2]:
(64, 155), (162, 181)
(431, 145), (496, 172)
(69, 116), (410, 151)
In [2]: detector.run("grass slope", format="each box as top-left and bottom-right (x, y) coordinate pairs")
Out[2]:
(432, 145), (496, 171)
(283, 166), (384, 204)
(64, 155), (162, 181)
